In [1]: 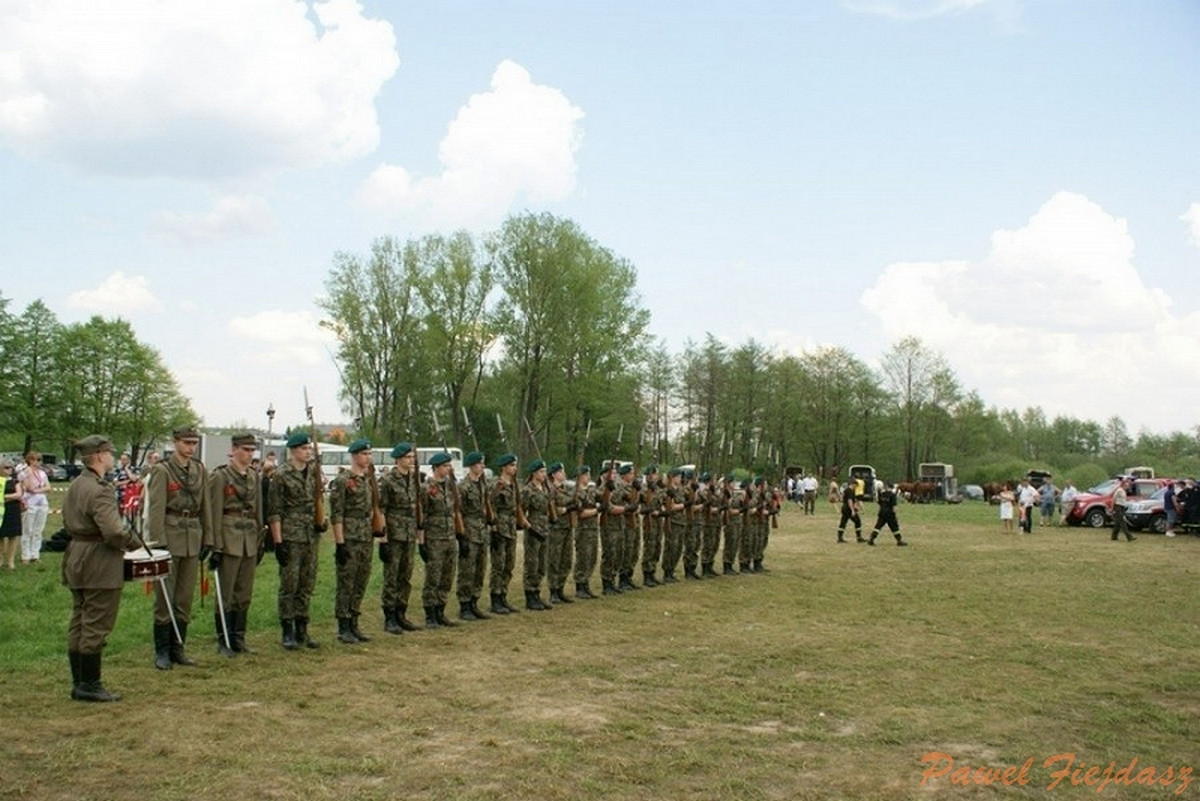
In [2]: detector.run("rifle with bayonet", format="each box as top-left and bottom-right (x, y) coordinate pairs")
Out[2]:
(406, 396), (424, 532)
(569, 418), (591, 528)
(303, 387), (327, 533)
(601, 424), (623, 525)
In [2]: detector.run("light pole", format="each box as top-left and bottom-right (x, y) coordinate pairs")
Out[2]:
(266, 402), (276, 445)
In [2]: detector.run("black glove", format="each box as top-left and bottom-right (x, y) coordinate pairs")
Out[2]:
(198, 544), (212, 562)
(314, 521), (328, 534)
(457, 537), (470, 558)
(528, 527), (546, 542)
(335, 542), (349, 567)
(418, 542), (429, 563)
(207, 551), (223, 572)
(489, 529), (500, 548)
(378, 541), (393, 564)
(274, 541), (290, 567)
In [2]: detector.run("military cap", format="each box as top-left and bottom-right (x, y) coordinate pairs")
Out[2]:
(668, 467), (682, 478)
(496, 452), (517, 468)
(618, 463), (633, 475)
(429, 451), (452, 467)
(643, 464), (658, 475)
(348, 438), (371, 454)
(173, 424), (200, 440)
(725, 473), (735, 483)
(464, 450), (485, 467)
(75, 435), (114, 457)
(574, 464), (591, 477)
(390, 442), (413, 459)
(286, 432), (311, 449)
(548, 461), (564, 475)
(231, 432), (256, 447)
(682, 468), (695, 480)
(700, 471), (711, 482)
(754, 476), (765, 486)
(527, 458), (546, 475)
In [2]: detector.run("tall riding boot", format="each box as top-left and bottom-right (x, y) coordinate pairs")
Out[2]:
(170, 622), (197, 666)
(525, 590), (548, 611)
(470, 597), (491, 619)
(216, 611), (237, 657)
(395, 604), (418, 631)
(153, 623), (173, 670)
(460, 600), (478, 621)
(425, 606), (440, 629)
(576, 581), (597, 599)
(436, 604), (459, 626)
(296, 617), (320, 649)
(383, 608), (403, 634)
(337, 617), (359, 644)
(350, 614), (371, 642)
(233, 609), (254, 654)
(281, 619), (299, 651)
(74, 653), (120, 702)
(490, 593), (510, 615)
(68, 651), (82, 699)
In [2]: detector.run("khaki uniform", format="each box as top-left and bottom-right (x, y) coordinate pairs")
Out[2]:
(207, 463), (263, 613)
(147, 455), (211, 627)
(62, 469), (138, 654)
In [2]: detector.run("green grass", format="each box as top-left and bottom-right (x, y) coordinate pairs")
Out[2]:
(0, 497), (1197, 800)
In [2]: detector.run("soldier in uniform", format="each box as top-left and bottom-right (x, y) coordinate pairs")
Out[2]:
(420, 451), (460, 628)
(329, 439), (379, 644)
(638, 465), (662, 587)
(570, 465), (601, 599)
(683, 470), (705, 580)
(521, 459), (553, 610)
(267, 432), (325, 651)
(62, 435), (139, 701)
(701, 472), (724, 578)
(378, 442), (421, 633)
(456, 450), (493, 621)
(146, 425), (211, 670)
(599, 463), (630, 595)
(835, 477), (864, 544)
(722, 475), (745, 575)
(660, 468), (687, 582)
(868, 481), (908, 546)
(488, 453), (523, 615)
(618, 464), (642, 591)
(546, 461), (575, 605)
(206, 432), (264, 656)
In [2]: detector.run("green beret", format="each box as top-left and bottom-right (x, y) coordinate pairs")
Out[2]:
(286, 432), (311, 449)
(643, 464), (658, 475)
(668, 467), (682, 478)
(725, 473), (735, 483)
(682, 468), (695, 480)
(231, 432), (256, 448)
(390, 442), (413, 459)
(464, 450), (485, 467)
(429, 451), (452, 467)
(547, 461), (564, 475)
(618, 463), (633, 475)
(496, 452), (517, 468)
(348, 438), (371, 454)
(527, 458), (546, 475)
(700, 471), (711, 482)
(173, 424), (200, 440)
(574, 464), (591, 477)
(75, 435), (114, 458)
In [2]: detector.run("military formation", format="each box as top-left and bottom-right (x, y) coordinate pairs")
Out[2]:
(59, 426), (783, 702)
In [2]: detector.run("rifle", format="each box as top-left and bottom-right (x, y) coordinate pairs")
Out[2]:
(432, 409), (465, 536)
(406, 396), (424, 532)
(368, 460), (386, 537)
(303, 387), (326, 532)
(601, 423), (623, 525)
(497, 414), (529, 529)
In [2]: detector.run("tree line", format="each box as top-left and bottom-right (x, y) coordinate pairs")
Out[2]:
(0, 296), (196, 461)
(321, 212), (1200, 486)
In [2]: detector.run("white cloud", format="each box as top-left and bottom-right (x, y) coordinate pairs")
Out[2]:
(357, 59), (584, 231)
(861, 192), (1199, 432)
(844, 0), (1019, 23)
(0, 0), (399, 178)
(228, 309), (335, 365)
(149, 195), (275, 244)
(67, 271), (161, 313)
(1183, 203), (1200, 248)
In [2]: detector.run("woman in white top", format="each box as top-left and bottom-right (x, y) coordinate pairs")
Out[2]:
(19, 451), (50, 564)
(997, 483), (1015, 534)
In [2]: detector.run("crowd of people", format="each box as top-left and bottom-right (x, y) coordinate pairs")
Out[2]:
(59, 427), (785, 702)
(0, 451), (53, 569)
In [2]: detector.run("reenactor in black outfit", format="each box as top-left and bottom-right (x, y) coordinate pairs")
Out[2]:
(836, 480), (864, 544)
(868, 482), (908, 546)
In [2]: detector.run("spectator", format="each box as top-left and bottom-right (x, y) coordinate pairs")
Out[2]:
(997, 483), (1016, 533)
(1017, 478), (1039, 534)
(1039, 479), (1057, 526)
(1163, 480), (1182, 538)
(1059, 480), (1077, 526)
(1, 459), (23, 568)
(19, 451), (50, 564)
(801, 473), (819, 515)
(1110, 477), (1136, 542)
(112, 452), (139, 507)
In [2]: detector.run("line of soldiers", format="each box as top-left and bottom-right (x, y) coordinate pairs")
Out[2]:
(59, 426), (782, 701)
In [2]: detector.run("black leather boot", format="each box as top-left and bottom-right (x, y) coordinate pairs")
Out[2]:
(662, 571), (678, 583)
(350, 614), (371, 642)
(490, 593), (510, 615)
(684, 566), (701, 580)
(68, 651), (82, 699)
(701, 562), (717, 578)
(642, 571), (660, 587)
(501, 593), (520, 613)
(74, 653), (120, 702)
(470, 597), (490, 619)
(395, 604), (418, 631)
(170, 622), (197, 666)
(553, 587), (573, 603)
(722, 562), (738, 576)
(424, 606), (440, 629)
(525, 590), (548, 610)
(336, 617), (359, 643)
(576, 581), (597, 599)
(296, 617), (320, 649)
(281, 619), (299, 651)
(895, 534), (908, 547)
(602, 578), (620, 596)
(216, 611), (236, 657)
(383, 607), (403, 634)
(460, 600), (478, 621)
(153, 623), (173, 670)
(233, 609), (254, 654)
(436, 604), (459, 626)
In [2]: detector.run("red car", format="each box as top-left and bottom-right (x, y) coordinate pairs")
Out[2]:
(1063, 477), (1171, 528)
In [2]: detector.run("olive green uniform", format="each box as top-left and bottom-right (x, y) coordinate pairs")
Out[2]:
(619, 477), (641, 588)
(546, 481), (574, 597)
(207, 463), (263, 650)
(267, 461), (322, 626)
(723, 486), (746, 573)
(379, 468), (420, 619)
(683, 483), (705, 578)
(456, 473), (491, 607)
(147, 454), (211, 656)
(488, 477), (520, 606)
(661, 484), (687, 581)
(572, 483), (601, 591)
(600, 479), (629, 589)
(522, 480), (552, 595)
(420, 474), (458, 609)
(639, 480), (663, 583)
(702, 484), (724, 576)
(329, 468), (375, 626)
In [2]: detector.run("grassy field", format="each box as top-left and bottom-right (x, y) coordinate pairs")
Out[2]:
(1, 494), (1197, 801)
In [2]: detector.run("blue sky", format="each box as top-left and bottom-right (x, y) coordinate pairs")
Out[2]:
(1, 0), (1197, 436)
